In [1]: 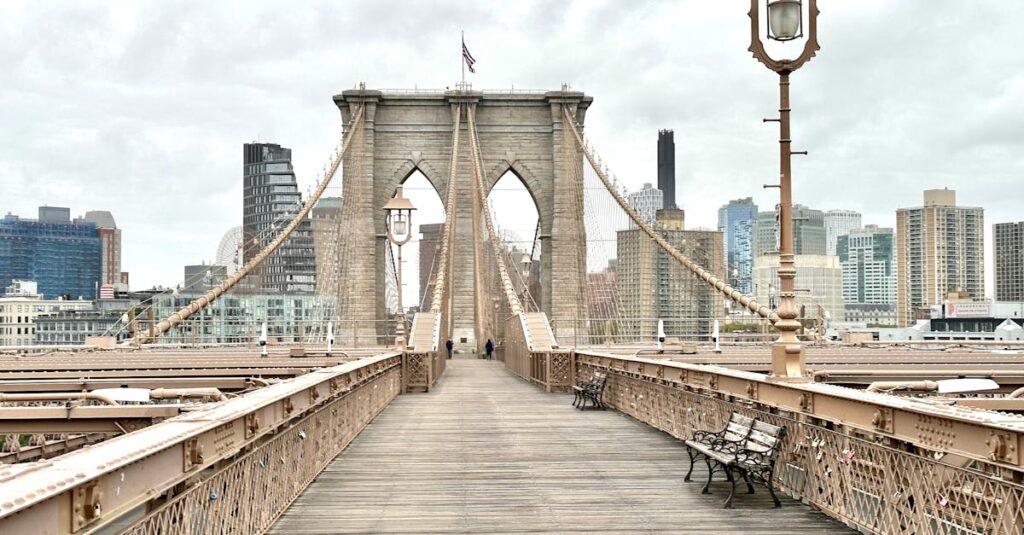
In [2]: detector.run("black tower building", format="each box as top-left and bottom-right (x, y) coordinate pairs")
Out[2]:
(657, 130), (677, 209)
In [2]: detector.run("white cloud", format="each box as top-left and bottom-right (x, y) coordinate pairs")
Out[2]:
(0, 0), (1021, 299)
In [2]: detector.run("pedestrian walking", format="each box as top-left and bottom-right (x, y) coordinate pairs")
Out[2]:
(445, 339), (453, 359)
(485, 338), (494, 360)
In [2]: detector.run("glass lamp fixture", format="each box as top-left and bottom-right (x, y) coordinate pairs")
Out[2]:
(392, 213), (408, 236)
(383, 186), (416, 242)
(767, 0), (802, 41)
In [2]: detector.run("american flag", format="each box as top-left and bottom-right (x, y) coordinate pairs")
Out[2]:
(99, 285), (114, 300)
(462, 37), (476, 74)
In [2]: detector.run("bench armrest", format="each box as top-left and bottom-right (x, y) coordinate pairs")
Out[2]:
(692, 430), (721, 444)
(737, 449), (773, 467)
(712, 437), (744, 455)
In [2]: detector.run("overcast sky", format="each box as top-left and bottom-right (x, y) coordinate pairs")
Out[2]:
(2, 1), (1022, 302)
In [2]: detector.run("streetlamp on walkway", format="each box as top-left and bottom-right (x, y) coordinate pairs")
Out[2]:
(384, 185), (417, 348)
(748, 0), (819, 381)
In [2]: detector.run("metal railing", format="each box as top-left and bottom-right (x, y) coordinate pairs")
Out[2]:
(127, 319), (404, 348)
(0, 352), (402, 534)
(551, 317), (776, 347)
(502, 313), (572, 393)
(573, 350), (1024, 534)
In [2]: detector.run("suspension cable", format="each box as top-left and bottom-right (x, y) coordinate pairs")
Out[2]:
(561, 105), (778, 323)
(430, 104), (463, 313)
(143, 104), (368, 342)
(466, 105), (523, 315)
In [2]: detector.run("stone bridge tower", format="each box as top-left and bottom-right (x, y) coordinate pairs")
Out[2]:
(334, 87), (591, 349)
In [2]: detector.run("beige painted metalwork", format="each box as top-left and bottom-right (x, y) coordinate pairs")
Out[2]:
(120, 368), (399, 534)
(0, 392), (120, 405)
(576, 350), (1024, 467)
(0, 352), (400, 534)
(0, 404), (183, 432)
(401, 350), (445, 393)
(0, 433), (109, 463)
(571, 350), (1024, 533)
(502, 312), (569, 393)
(0, 377), (252, 393)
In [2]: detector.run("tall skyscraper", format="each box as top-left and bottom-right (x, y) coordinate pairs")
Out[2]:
(717, 198), (758, 295)
(617, 209), (723, 340)
(0, 207), (101, 299)
(824, 209), (862, 256)
(82, 211), (126, 292)
(242, 143), (316, 294)
(994, 221), (1024, 301)
(896, 189), (984, 326)
(753, 204), (826, 257)
(837, 225), (895, 305)
(626, 183), (664, 228)
(657, 130), (677, 209)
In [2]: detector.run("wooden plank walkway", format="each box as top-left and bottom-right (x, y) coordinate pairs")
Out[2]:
(271, 360), (851, 533)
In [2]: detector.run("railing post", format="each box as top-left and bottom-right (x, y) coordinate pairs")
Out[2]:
(570, 350), (577, 387)
(401, 351), (408, 393)
(426, 352), (433, 392)
(545, 353), (552, 393)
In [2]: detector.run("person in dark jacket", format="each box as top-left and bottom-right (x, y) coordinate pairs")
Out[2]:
(485, 339), (494, 360)
(445, 339), (453, 359)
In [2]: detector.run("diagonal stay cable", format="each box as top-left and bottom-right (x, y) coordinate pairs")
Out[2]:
(145, 104), (368, 342)
(561, 105), (778, 324)
(465, 105), (523, 316)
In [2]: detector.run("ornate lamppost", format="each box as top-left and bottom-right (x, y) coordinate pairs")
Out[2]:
(748, 0), (819, 381)
(383, 186), (416, 348)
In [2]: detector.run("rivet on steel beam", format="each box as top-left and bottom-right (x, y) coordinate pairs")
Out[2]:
(246, 413), (260, 437)
(799, 393), (813, 412)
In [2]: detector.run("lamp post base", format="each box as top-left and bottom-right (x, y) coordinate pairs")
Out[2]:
(768, 340), (809, 382)
(395, 313), (407, 350)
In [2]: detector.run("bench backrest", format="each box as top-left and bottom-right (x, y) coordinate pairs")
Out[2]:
(744, 420), (785, 458)
(723, 412), (756, 443)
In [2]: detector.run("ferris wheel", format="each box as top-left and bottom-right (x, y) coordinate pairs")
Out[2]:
(216, 226), (244, 275)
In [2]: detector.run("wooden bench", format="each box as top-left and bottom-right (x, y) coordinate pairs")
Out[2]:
(572, 371), (607, 410)
(683, 412), (787, 508)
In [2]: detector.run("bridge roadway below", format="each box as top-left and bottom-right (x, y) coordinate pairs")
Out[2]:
(271, 359), (850, 533)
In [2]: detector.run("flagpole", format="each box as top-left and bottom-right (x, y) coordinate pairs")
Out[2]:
(461, 30), (465, 84)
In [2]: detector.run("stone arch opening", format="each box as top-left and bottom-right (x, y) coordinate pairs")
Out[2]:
(486, 169), (541, 309)
(385, 169), (445, 314)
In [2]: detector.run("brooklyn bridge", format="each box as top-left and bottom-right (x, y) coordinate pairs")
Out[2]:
(2, 2), (1023, 534)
